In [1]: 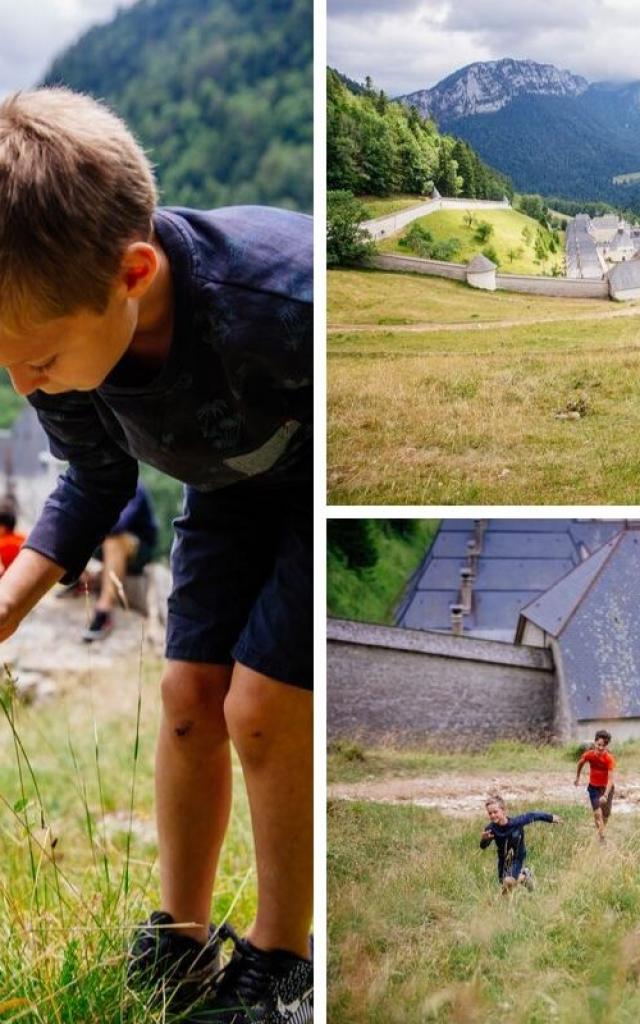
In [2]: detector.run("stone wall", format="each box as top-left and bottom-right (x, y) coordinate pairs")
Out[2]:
(362, 197), (510, 241)
(370, 253), (610, 299)
(327, 619), (557, 747)
(496, 273), (609, 299)
(373, 253), (466, 280)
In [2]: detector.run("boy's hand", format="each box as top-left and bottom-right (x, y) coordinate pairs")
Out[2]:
(481, 829), (493, 841)
(0, 549), (65, 642)
(574, 779), (580, 787)
(552, 815), (563, 824)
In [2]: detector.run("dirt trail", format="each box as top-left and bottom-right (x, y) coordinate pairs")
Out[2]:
(329, 771), (640, 817)
(329, 305), (640, 334)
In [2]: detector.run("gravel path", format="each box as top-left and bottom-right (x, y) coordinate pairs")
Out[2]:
(329, 770), (640, 817)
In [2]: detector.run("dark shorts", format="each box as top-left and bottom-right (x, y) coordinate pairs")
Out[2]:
(588, 784), (614, 816)
(165, 479), (312, 690)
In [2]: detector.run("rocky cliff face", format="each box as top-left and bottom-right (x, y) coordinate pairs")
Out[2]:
(401, 59), (588, 123)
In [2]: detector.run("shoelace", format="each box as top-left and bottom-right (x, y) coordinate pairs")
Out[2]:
(214, 924), (275, 1007)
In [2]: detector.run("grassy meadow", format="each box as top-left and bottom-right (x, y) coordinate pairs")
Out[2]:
(327, 269), (640, 505)
(377, 208), (564, 276)
(328, 741), (640, 1024)
(0, 656), (255, 1022)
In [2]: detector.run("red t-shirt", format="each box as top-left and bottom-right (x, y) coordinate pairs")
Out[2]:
(0, 532), (25, 570)
(579, 749), (616, 786)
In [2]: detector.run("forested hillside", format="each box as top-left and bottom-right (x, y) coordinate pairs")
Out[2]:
(328, 68), (512, 200)
(43, 0), (312, 211)
(446, 89), (640, 212)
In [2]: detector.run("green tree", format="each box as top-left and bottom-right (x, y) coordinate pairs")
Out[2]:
(475, 221), (494, 243)
(327, 190), (375, 266)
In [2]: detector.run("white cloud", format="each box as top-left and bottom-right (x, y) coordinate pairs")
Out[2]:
(0, 0), (138, 96)
(328, 0), (640, 96)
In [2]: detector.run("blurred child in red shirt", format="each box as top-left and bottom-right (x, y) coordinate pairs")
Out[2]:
(0, 501), (25, 576)
(575, 729), (616, 843)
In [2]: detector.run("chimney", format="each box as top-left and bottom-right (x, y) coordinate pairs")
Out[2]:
(450, 604), (464, 636)
(460, 567), (474, 614)
(466, 538), (479, 571)
(474, 519), (487, 553)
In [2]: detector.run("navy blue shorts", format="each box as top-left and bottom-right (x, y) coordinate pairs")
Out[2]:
(165, 479), (312, 690)
(588, 784), (614, 815)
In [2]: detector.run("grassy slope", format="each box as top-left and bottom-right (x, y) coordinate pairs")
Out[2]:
(329, 742), (640, 1023)
(327, 270), (640, 505)
(377, 208), (564, 276)
(327, 520), (438, 625)
(0, 658), (255, 1019)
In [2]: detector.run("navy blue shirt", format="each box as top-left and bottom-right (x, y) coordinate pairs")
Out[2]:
(480, 812), (554, 880)
(25, 206), (312, 581)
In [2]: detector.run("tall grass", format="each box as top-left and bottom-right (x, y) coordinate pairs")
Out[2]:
(0, 646), (255, 1022)
(329, 742), (640, 1023)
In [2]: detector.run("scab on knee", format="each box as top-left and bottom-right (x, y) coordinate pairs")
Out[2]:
(174, 720), (194, 738)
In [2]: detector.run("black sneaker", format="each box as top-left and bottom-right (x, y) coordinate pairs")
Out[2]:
(82, 609), (113, 642)
(187, 923), (313, 1023)
(128, 911), (222, 1009)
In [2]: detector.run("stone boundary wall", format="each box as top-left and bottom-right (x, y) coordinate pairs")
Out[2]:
(373, 252), (466, 281)
(327, 619), (556, 747)
(362, 197), (510, 241)
(496, 273), (609, 299)
(371, 253), (610, 299)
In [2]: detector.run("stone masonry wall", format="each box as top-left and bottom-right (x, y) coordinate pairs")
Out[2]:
(373, 253), (466, 280)
(496, 273), (608, 299)
(370, 253), (610, 299)
(362, 197), (510, 241)
(327, 620), (557, 748)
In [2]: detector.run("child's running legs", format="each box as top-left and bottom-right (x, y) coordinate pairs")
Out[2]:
(155, 660), (233, 944)
(225, 663), (313, 960)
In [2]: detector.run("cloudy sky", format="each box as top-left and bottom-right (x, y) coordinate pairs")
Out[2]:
(0, 0), (138, 97)
(328, 0), (640, 96)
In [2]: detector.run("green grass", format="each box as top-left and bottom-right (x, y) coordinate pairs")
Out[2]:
(327, 738), (598, 785)
(327, 520), (439, 625)
(327, 270), (640, 505)
(0, 657), (255, 1021)
(377, 208), (564, 276)
(359, 195), (428, 219)
(328, 741), (640, 1023)
(0, 372), (26, 430)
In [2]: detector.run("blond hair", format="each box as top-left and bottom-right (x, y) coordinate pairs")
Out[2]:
(485, 795), (506, 810)
(0, 87), (157, 329)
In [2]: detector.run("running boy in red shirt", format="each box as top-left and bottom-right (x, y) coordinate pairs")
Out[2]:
(575, 729), (616, 842)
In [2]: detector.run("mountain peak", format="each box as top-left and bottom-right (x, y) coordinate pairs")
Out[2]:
(401, 58), (589, 123)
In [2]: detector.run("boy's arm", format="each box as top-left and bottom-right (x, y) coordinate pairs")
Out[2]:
(575, 754), (587, 785)
(26, 391), (138, 584)
(509, 812), (558, 827)
(0, 549), (65, 642)
(604, 771), (615, 797)
(480, 828), (494, 848)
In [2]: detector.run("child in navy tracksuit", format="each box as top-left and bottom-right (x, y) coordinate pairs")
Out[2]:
(481, 796), (562, 892)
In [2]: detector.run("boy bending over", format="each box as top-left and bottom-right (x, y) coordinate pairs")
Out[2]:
(0, 88), (312, 1023)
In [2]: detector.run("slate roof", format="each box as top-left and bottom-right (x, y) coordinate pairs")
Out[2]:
(518, 530), (640, 720)
(608, 261), (640, 291)
(467, 253), (496, 272)
(397, 519), (626, 641)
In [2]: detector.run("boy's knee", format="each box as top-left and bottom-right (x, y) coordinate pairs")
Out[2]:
(160, 661), (230, 740)
(224, 683), (278, 763)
